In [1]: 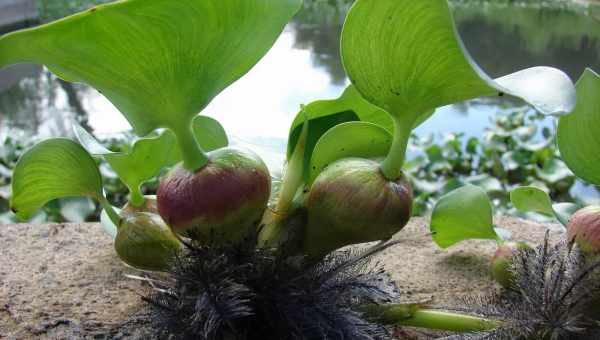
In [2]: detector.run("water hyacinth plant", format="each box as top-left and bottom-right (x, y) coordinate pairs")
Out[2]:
(3, 0), (598, 338)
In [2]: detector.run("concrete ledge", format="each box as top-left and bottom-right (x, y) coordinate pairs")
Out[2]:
(0, 217), (564, 339)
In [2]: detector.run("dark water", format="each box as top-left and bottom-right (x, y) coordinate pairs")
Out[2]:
(1, 2), (599, 178)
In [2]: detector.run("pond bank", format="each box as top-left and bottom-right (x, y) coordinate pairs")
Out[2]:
(0, 217), (563, 339)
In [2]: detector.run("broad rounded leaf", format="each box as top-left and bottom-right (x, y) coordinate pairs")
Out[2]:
(11, 138), (103, 220)
(308, 122), (392, 185)
(191, 115), (229, 153)
(430, 185), (497, 248)
(0, 0), (302, 137)
(510, 186), (554, 216)
(494, 67), (575, 116)
(341, 0), (576, 125)
(558, 69), (600, 185)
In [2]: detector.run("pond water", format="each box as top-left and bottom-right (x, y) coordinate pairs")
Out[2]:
(1, 1), (599, 198)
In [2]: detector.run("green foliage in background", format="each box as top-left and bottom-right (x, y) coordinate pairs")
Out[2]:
(406, 110), (577, 216)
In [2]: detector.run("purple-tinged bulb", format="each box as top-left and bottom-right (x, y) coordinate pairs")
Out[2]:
(567, 205), (600, 255)
(115, 212), (183, 271)
(303, 158), (412, 258)
(157, 147), (271, 244)
(491, 241), (531, 289)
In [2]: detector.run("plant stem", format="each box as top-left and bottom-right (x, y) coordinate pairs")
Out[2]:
(129, 184), (145, 207)
(276, 123), (308, 215)
(99, 195), (121, 229)
(172, 122), (209, 171)
(258, 120), (308, 246)
(363, 304), (500, 333)
(380, 116), (414, 181)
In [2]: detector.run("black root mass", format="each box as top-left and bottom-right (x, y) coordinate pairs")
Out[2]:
(143, 237), (401, 340)
(453, 232), (600, 340)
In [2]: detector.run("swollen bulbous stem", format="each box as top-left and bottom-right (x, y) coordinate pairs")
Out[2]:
(363, 304), (500, 333)
(380, 116), (414, 181)
(172, 122), (209, 172)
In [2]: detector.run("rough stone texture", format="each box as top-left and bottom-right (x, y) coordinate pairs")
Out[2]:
(1, 216), (564, 339)
(1, 223), (154, 339)
(379, 216), (564, 307)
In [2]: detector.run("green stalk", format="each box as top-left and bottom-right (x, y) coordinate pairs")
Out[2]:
(380, 115), (415, 181)
(172, 121), (209, 171)
(128, 183), (145, 207)
(258, 118), (308, 246)
(363, 304), (500, 333)
(99, 195), (121, 229)
(276, 121), (308, 215)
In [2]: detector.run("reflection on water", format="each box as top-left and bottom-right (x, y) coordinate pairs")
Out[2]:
(1, 2), (599, 156)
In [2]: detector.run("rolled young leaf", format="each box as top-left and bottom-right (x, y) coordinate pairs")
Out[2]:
(308, 122), (392, 185)
(558, 69), (600, 185)
(10, 138), (103, 220)
(0, 0), (302, 171)
(286, 86), (393, 178)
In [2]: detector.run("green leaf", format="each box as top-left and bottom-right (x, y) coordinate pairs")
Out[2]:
(74, 115), (228, 205)
(308, 122), (392, 185)
(510, 186), (554, 216)
(430, 185), (498, 248)
(511, 186), (580, 227)
(10, 138), (103, 220)
(1, 0), (301, 169)
(341, 0), (576, 125)
(191, 115), (229, 153)
(558, 69), (600, 185)
(286, 86), (394, 174)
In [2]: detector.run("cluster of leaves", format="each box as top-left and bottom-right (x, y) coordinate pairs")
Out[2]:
(429, 68), (599, 250)
(407, 110), (576, 216)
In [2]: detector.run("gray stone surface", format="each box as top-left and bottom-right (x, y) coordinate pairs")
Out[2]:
(0, 216), (565, 339)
